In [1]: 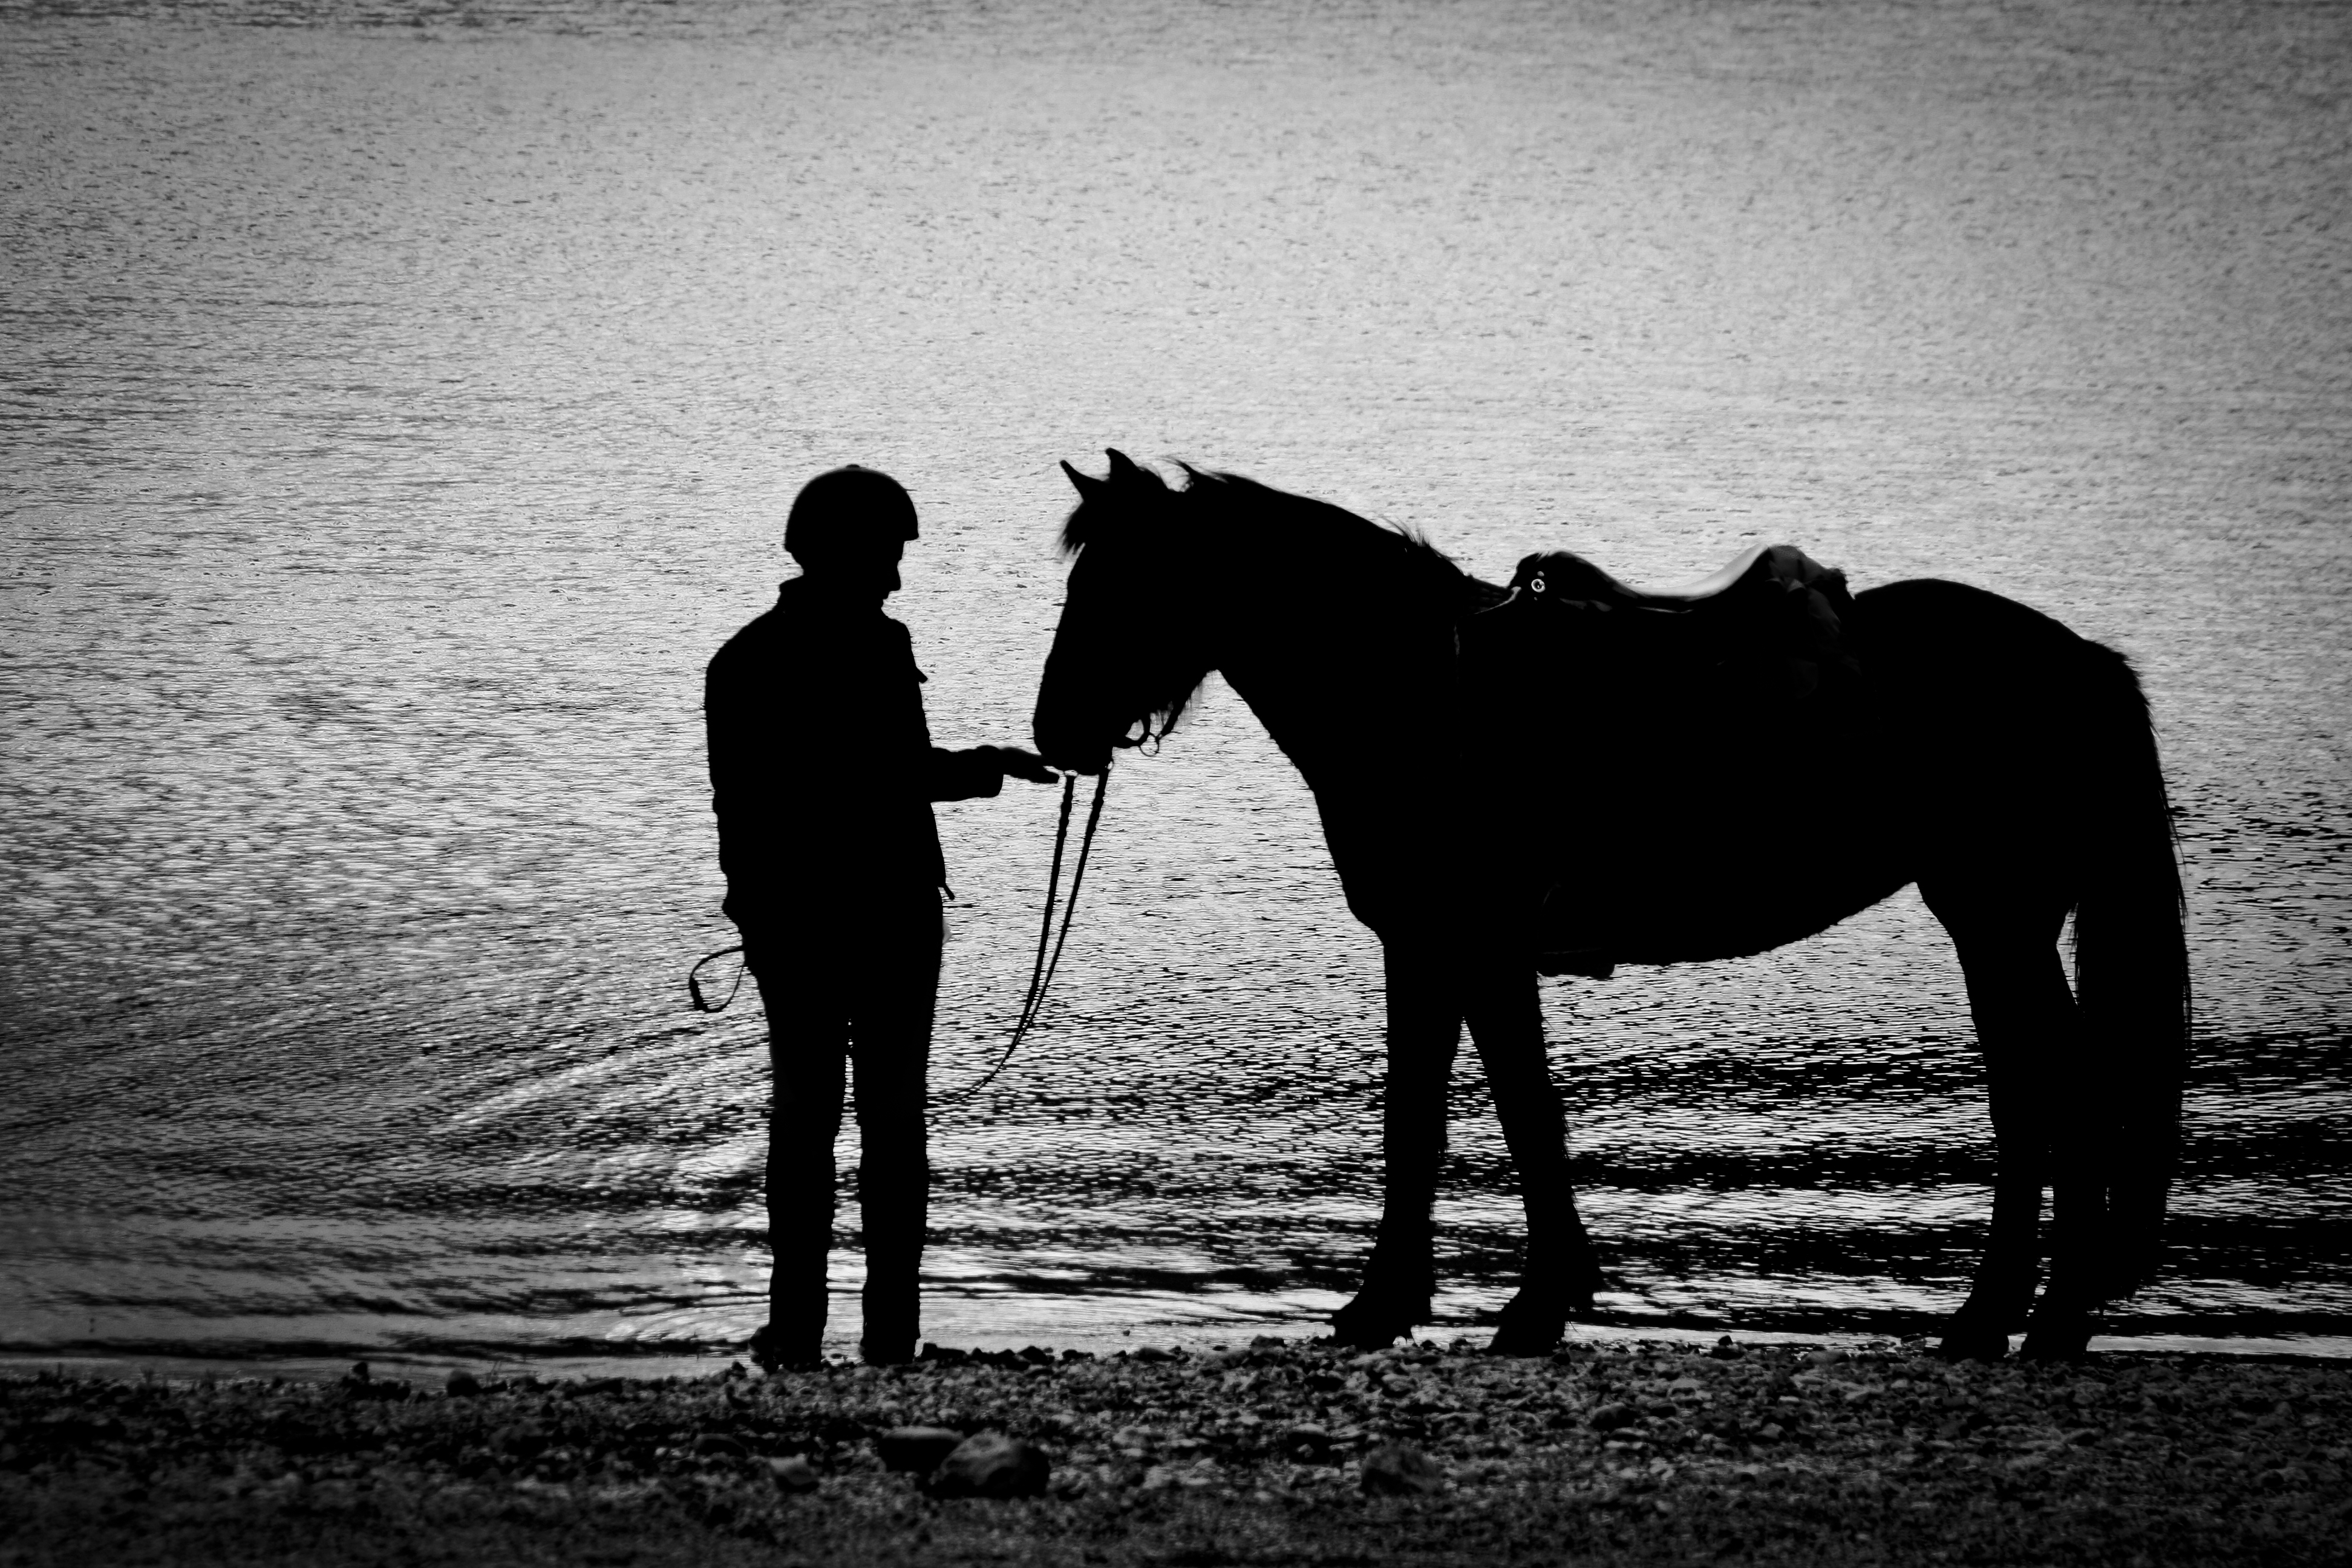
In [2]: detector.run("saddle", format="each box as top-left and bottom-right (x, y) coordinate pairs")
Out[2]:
(1458, 543), (1863, 979)
(1498, 542), (1858, 700)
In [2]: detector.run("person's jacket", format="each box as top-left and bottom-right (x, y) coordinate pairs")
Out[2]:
(704, 577), (1002, 927)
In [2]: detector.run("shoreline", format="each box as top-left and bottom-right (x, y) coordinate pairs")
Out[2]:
(6, 1337), (2347, 1567)
(8, 1321), (2348, 1391)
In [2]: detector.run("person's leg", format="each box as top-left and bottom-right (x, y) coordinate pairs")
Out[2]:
(848, 893), (942, 1364)
(746, 929), (850, 1368)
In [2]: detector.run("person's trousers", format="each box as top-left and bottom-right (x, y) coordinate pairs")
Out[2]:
(743, 890), (941, 1355)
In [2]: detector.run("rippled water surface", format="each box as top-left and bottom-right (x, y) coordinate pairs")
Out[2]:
(4, 0), (2348, 1366)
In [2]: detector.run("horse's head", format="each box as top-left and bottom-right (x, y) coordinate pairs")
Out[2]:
(1032, 450), (1218, 775)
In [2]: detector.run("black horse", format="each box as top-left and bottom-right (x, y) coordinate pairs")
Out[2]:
(1031, 451), (2187, 1360)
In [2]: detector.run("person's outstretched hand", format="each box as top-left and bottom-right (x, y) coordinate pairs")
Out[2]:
(982, 746), (1060, 785)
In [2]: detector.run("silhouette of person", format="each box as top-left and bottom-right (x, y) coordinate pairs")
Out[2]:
(704, 466), (1056, 1368)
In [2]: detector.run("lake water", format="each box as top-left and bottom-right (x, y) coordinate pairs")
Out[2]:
(4, 0), (2348, 1370)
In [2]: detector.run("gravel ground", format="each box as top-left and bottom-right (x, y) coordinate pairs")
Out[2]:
(4, 1338), (2347, 1567)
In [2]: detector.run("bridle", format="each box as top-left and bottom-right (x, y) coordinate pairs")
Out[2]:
(685, 764), (1114, 1106)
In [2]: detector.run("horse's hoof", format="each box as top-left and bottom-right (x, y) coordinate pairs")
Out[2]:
(2017, 1312), (2097, 1362)
(2016, 1286), (2101, 1361)
(1330, 1293), (1426, 1350)
(1935, 1320), (2011, 1363)
(2017, 1332), (2091, 1361)
(1485, 1281), (1584, 1356)
(1328, 1309), (1412, 1350)
(1486, 1312), (1565, 1357)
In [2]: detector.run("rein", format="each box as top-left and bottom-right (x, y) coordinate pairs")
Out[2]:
(684, 766), (1112, 1105)
(687, 946), (746, 1013)
(935, 766), (1109, 1105)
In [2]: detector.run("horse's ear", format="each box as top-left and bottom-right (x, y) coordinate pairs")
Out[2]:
(1061, 459), (1109, 500)
(1105, 449), (1163, 491)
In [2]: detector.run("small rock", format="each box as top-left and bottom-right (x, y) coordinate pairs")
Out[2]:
(1359, 1441), (1445, 1496)
(1280, 1424), (1335, 1463)
(1590, 1402), (1639, 1432)
(1806, 1349), (1847, 1367)
(876, 1425), (967, 1473)
(930, 1432), (1051, 1498)
(693, 1433), (750, 1460)
(1709, 1336), (1740, 1361)
(445, 1370), (482, 1398)
(766, 1455), (818, 1492)
(339, 1361), (404, 1402)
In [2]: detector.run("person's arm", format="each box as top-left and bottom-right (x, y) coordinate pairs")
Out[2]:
(923, 745), (1057, 802)
(890, 622), (1058, 800)
(705, 641), (788, 927)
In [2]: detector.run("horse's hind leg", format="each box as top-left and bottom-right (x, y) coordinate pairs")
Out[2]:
(1331, 941), (1459, 1349)
(1928, 887), (2104, 1360)
(1465, 962), (1603, 1356)
(1939, 1026), (2051, 1362)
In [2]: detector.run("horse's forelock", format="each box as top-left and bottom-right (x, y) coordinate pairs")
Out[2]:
(1056, 500), (1096, 557)
(1058, 456), (1204, 557)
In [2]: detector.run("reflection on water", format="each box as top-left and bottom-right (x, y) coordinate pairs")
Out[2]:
(2, 0), (2348, 1363)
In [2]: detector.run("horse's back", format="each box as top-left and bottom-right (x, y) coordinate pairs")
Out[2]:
(1848, 576), (2124, 684)
(1848, 577), (2166, 907)
(1483, 572), (2154, 965)
(1847, 578), (2151, 826)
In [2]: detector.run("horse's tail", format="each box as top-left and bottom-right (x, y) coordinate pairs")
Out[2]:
(2069, 642), (2190, 1298)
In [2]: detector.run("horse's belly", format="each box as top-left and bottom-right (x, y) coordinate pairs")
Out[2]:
(1527, 734), (1910, 964)
(1540, 852), (1909, 965)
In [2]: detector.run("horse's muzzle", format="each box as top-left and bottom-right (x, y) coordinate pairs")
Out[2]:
(1031, 703), (1120, 777)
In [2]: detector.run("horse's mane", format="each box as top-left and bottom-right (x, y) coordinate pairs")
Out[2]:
(1059, 460), (1501, 613)
(1050, 457), (1503, 747)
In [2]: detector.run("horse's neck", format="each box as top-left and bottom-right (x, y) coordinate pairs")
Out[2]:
(1210, 537), (1459, 808)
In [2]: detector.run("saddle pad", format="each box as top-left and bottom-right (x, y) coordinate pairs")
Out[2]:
(1456, 543), (1867, 973)
(1497, 543), (1858, 699)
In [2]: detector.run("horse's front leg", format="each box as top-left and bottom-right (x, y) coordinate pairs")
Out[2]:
(1330, 941), (1460, 1349)
(1465, 961), (1603, 1355)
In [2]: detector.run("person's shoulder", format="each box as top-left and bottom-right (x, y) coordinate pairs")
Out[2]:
(707, 584), (799, 675)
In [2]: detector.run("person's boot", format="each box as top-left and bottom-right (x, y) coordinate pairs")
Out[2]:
(749, 1316), (822, 1371)
(856, 1124), (927, 1365)
(753, 1271), (828, 1370)
(859, 1252), (920, 1365)
(859, 1204), (923, 1365)
(755, 1217), (832, 1370)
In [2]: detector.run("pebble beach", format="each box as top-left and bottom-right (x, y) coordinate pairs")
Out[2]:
(7, 1339), (2347, 1566)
